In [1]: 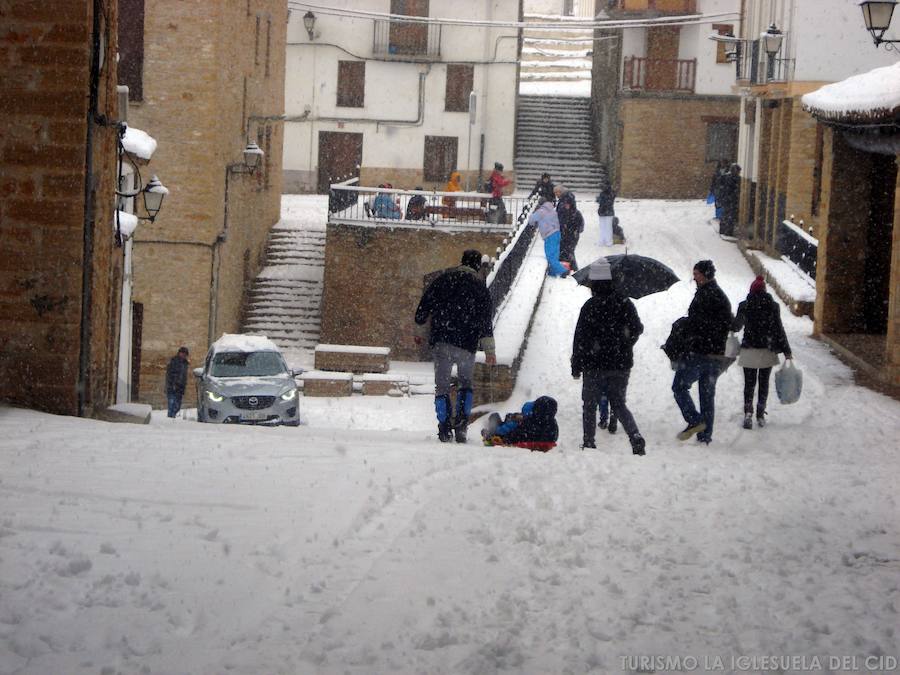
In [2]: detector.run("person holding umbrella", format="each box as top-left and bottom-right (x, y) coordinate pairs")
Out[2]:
(571, 260), (647, 456)
(672, 260), (733, 444)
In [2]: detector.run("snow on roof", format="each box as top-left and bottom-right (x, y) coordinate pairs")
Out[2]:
(114, 210), (139, 238)
(121, 124), (158, 160)
(211, 333), (281, 353)
(801, 62), (900, 122)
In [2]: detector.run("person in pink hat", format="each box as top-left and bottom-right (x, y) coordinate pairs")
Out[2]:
(732, 275), (793, 428)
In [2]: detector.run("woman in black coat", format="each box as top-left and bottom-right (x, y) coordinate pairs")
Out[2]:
(732, 275), (792, 428)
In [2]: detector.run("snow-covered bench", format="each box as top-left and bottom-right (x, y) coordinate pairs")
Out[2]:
(301, 370), (353, 397)
(314, 344), (390, 374)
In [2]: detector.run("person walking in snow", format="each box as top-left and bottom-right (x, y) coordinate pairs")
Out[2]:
(555, 185), (581, 271)
(165, 346), (190, 419)
(443, 171), (462, 208)
(708, 158), (729, 220)
(528, 172), (555, 202)
(595, 172), (616, 247)
(528, 197), (569, 278)
(572, 260), (646, 455)
(415, 250), (497, 443)
(732, 275), (792, 429)
(672, 260), (733, 444)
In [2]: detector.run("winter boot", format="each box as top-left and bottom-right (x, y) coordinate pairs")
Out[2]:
(630, 434), (646, 456)
(677, 420), (707, 441)
(453, 388), (473, 443)
(581, 439), (596, 450)
(743, 412), (753, 430)
(435, 395), (453, 442)
(756, 404), (767, 428)
(607, 413), (618, 435)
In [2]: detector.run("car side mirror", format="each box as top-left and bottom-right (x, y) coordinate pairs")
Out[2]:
(291, 369), (303, 377)
(192, 367), (204, 378)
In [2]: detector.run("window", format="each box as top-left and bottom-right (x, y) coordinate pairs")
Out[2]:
(337, 61), (365, 108)
(389, 0), (429, 55)
(712, 24), (734, 64)
(118, 0), (145, 101)
(811, 122), (824, 216)
(705, 121), (738, 162)
(445, 64), (473, 112)
(255, 15), (260, 66)
(423, 136), (457, 182)
(265, 16), (272, 77)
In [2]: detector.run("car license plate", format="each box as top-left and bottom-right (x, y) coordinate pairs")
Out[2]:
(242, 410), (268, 421)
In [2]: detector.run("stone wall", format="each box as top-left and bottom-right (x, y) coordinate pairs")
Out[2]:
(320, 224), (505, 361)
(618, 94), (739, 199)
(0, 1), (122, 416)
(128, 0), (286, 408)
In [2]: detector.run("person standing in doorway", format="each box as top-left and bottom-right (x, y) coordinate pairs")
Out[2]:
(672, 260), (733, 444)
(165, 346), (190, 419)
(717, 164), (741, 237)
(415, 250), (497, 443)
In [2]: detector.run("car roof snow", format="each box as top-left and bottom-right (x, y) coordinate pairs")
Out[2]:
(211, 333), (281, 354)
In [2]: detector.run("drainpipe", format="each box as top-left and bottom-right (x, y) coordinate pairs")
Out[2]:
(78, 0), (102, 416)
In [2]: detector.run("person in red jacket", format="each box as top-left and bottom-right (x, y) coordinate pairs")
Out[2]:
(486, 162), (510, 224)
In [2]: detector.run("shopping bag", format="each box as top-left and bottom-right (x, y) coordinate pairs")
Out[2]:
(706, 191), (716, 205)
(774, 359), (802, 404)
(724, 333), (741, 359)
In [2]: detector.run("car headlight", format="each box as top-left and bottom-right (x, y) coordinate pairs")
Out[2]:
(280, 388), (297, 401)
(206, 390), (224, 402)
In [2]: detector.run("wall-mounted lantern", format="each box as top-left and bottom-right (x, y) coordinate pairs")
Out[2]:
(860, 0), (900, 48)
(303, 11), (316, 41)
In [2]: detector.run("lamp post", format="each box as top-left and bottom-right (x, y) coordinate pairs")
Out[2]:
(860, 0), (900, 48)
(142, 175), (168, 222)
(303, 11), (316, 41)
(762, 23), (784, 81)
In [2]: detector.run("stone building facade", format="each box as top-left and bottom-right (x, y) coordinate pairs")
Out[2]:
(591, 0), (741, 198)
(122, 0), (287, 407)
(0, 1), (123, 416)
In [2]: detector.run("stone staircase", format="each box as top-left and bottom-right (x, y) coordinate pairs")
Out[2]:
(241, 221), (325, 355)
(515, 95), (605, 193)
(519, 14), (593, 96)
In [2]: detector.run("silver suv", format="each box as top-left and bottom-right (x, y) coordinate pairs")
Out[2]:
(194, 334), (300, 426)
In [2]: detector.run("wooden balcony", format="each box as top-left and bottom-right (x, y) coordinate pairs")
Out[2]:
(623, 56), (696, 94)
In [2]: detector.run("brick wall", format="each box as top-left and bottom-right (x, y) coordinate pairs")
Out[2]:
(0, 1), (122, 416)
(320, 225), (505, 361)
(127, 0), (286, 408)
(618, 94), (740, 199)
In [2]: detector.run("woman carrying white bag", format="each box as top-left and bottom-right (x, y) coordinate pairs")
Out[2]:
(732, 276), (792, 429)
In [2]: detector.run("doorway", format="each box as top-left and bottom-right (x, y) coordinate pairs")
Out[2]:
(317, 131), (363, 194)
(862, 153), (896, 334)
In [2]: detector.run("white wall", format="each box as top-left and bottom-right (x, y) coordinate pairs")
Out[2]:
(283, 0), (520, 187)
(681, 0), (741, 96)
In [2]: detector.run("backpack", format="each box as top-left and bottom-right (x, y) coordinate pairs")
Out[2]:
(485, 176), (494, 193)
(662, 316), (691, 364)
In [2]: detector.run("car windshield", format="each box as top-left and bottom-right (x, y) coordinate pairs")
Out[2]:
(209, 351), (286, 377)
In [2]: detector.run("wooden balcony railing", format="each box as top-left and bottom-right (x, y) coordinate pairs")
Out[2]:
(623, 56), (696, 93)
(614, 0), (697, 14)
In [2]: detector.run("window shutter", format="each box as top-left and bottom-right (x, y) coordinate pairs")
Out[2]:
(423, 136), (458, 182)
(337, 61), (365, 108)
(445, 64), (473, 113)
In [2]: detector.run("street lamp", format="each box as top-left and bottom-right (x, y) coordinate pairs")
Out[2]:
(860, 0), (900, 47)
(303, 11), (316, 40)
(761, 23), (784, 80)
(242, 141), (264, 173)
(142, 175), (168, 222)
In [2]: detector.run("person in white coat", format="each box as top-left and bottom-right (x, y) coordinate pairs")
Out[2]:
(528, 198), (569, 277)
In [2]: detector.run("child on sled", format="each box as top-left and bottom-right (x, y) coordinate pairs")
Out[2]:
(481, 396), (559, 451)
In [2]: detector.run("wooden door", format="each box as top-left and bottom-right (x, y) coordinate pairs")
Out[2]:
(317, 131), (363, 194)
(863, 154), (897, 333)
(130, 302), (143, 401)
(389, 0), (428, 55)
(646, 26), (679, 91)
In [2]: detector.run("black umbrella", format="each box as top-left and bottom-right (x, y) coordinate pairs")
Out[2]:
(572, 254), (679, 299)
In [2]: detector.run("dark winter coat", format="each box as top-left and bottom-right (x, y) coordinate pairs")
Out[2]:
(685, 280), (733, 355)
(415, 265), (494, 353)
(572, 285), (644, 372)
(165, 356), (188, 396)
(529, 178), (555, 202)
(733, 293), (791, 355)
(596, 183), (616, 217)
(501, 396), (559, 443)
(717, 172), (740, 214)
(556, 191), (578, 230)
(405, 194), (427, 220)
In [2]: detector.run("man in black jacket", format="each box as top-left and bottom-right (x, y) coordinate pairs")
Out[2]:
(165, 346), (190, 418)
(415, 250), (497, 443)
(672, 260), (733, 443)
(571, 260), (646, 455)
(528, 172), (555, 202)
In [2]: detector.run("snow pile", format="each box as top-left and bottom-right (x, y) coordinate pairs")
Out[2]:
(113, 210), (139, 238)
(802, 61), (900, 120)
(211, 333), (280, 353)
(121, 124), (158, 160)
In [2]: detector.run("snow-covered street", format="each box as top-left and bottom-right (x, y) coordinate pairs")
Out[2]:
(1, 199), (898, 675)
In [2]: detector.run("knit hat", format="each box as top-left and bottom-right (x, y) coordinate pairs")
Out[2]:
(749, 275), (766, 294)
(178, 346), (189, 355)
(589, 259), (613, 281)
(693, 259), (716, 279)
(461, 249), (482, 271)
